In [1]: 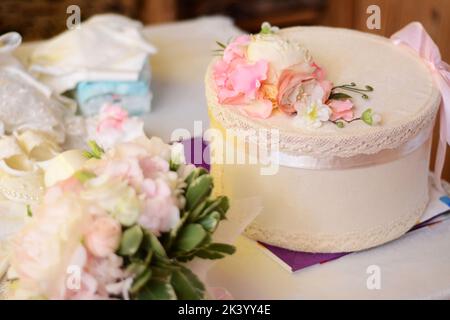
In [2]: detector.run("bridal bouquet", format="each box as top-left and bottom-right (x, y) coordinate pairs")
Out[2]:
(7, 106), (234, 300)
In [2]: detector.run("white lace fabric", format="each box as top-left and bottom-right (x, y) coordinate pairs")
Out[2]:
(0, 70), (70, 142)
(0, 32), (76, 214)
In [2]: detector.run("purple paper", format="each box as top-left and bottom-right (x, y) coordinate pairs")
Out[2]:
(182, 137), (210, 171)
(259, 242), (347, 272)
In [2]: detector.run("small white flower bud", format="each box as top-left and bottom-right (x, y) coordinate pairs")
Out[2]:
(372, 113), (382, 125)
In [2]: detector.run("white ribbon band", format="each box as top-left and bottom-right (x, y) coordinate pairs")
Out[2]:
(269, 124), (433, 170)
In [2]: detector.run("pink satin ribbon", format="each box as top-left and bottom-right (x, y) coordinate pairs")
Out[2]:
(391, 22), (450, 192)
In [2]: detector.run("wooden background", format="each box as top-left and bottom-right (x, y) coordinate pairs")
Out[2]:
(1, 0), (449, 178)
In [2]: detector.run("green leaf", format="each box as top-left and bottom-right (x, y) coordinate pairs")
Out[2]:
(26, 205), (32, 217)
(195, 249), (225, 260)
(362, 108), (373, 126)
(86, 140), (104, 159)
(214, 196), (229, 216)
(178, 265), (205, 292)
(135, 266), (176, 300)
(215, 41), (227, 49)
(185, 175), (213, 211)
(185, 167), (208, 186)
(187, 200), (208, 222)
(73, 170), (96, 183)
(144, 249), (154, 265)
(198, 211), (221, 232)
(164, 209), (191, 251)
(130, 268), (152, 294)
(136, 278), (177, 300)
(207, 243), (236, 255)
(198, 196), (229, 220)
(174, 224), (207, 252)
(193, 243), (235, 260)
(329, 92), (352, 100)
(126, 261), (147, 276)
(152, 266), (173, 278)
(171, 269), (204, 300)
(174, 253), (196, 262)
(145, 230), (167, 258)
(82, 150), (94, 159)
(119, 225), (143, 256)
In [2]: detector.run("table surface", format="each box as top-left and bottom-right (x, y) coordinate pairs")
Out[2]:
(6, 16), (450, 300)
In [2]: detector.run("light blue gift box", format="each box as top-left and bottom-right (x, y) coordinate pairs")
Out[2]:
(75, 60), (152, 116)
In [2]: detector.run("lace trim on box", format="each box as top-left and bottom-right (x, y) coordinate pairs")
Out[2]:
(244, 194), (429, 253)
(205, 69), (440, 158)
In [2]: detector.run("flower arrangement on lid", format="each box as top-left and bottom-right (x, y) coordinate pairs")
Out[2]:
(6, 106), (234, 300)
(213, 22), (381, 128)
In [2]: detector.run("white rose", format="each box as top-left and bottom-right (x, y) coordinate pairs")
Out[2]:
(247, 33), (311, 84)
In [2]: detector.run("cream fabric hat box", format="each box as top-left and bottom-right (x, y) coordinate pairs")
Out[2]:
(205, 25), (442, 253)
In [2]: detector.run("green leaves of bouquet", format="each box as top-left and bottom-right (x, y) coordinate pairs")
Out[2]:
(117, 167), (234, 300)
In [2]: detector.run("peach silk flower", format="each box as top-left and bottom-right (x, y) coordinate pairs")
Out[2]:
(213, 35), (273, 119)
(277, 62), (333, 115)
(328, 99), (354, 121)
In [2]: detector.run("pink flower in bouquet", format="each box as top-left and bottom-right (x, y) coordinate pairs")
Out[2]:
(65, 250), (126, 300)
(139, 197), (180, 235)
(42, 177), (82, 204)
(11, 227), (65, 293)
(142, 178), (171, 198)
(66, 272), (100, 300)
(328, 99), (355, 122)
(139, 156), (170, 179)
(63, 246), (99, 300)
(76, 254), (127, 299)
(277, 62), (333, 115)
(101, 157), (144, 189)
(213, 35), (273, 119)
(97, 104), (128, 132)
(94, 104), (144, 150)
(11, 195), (90, 299)
(88, 254), (125, 289)
(85, 215), (122, 258)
